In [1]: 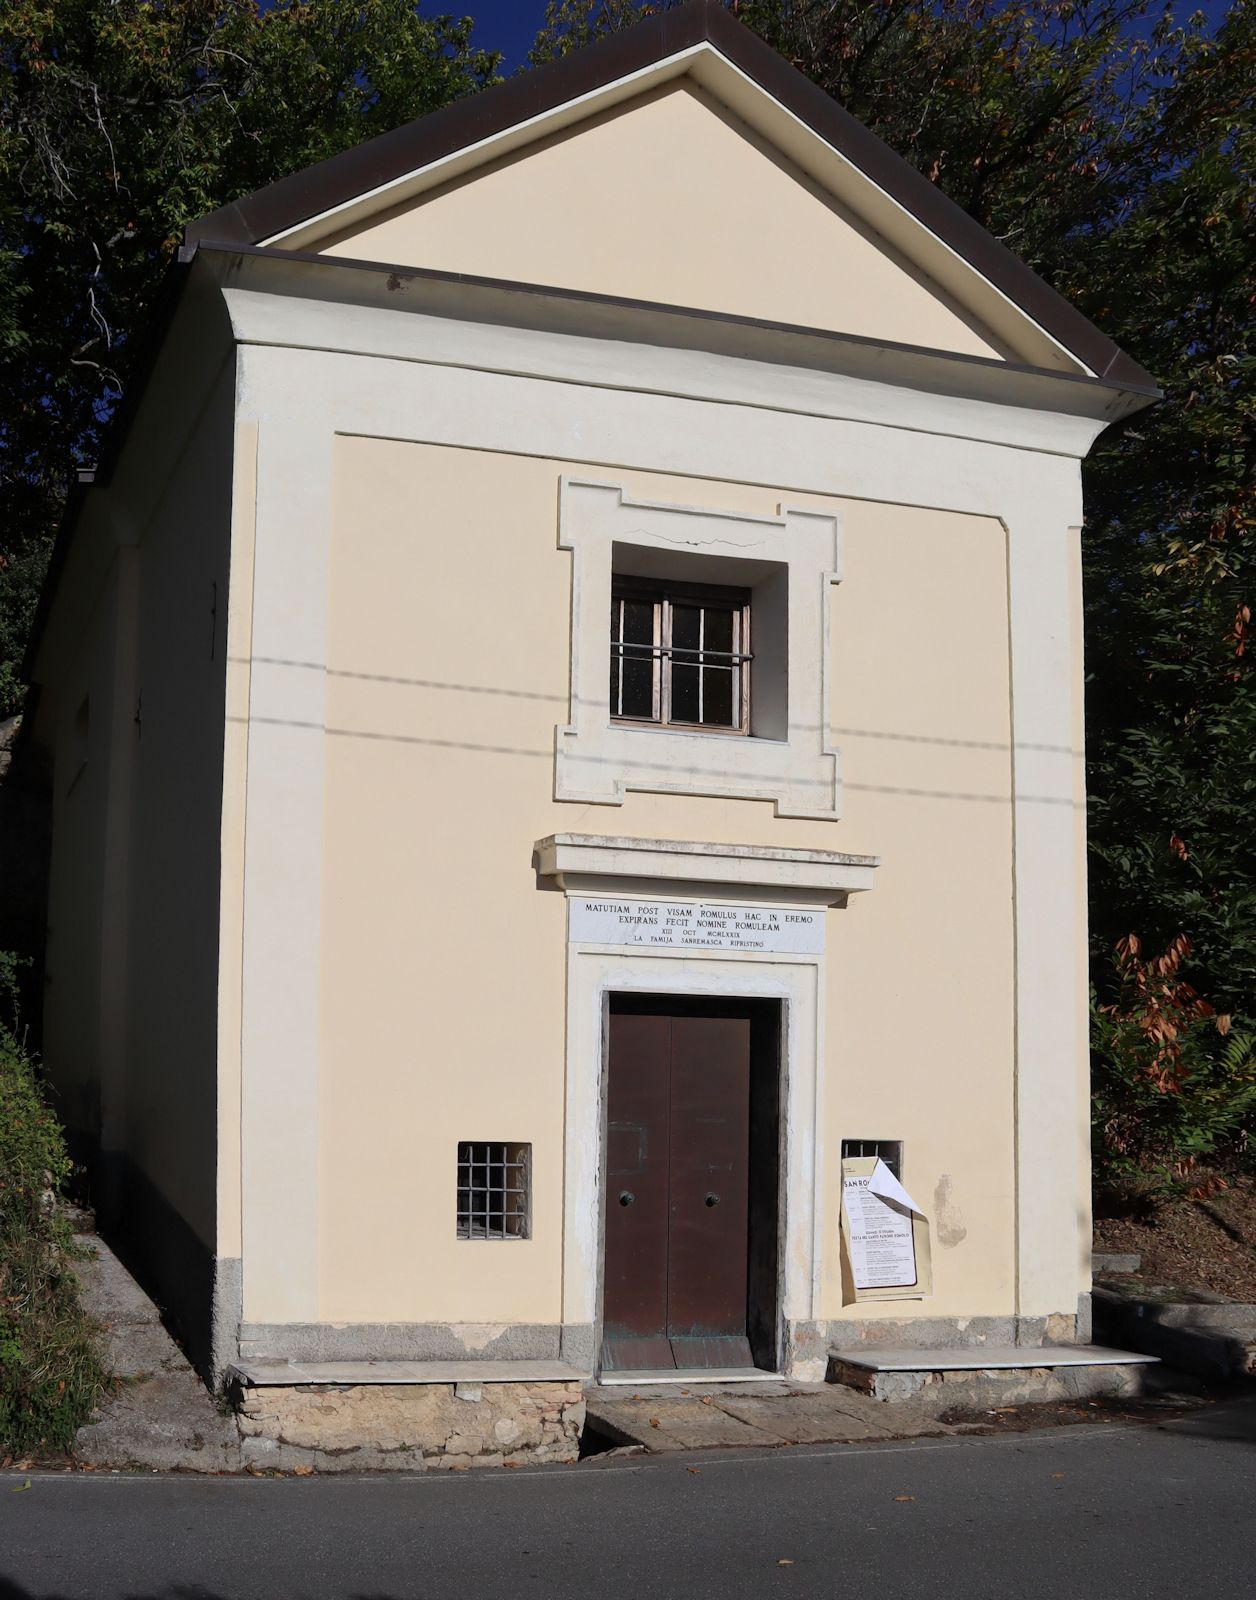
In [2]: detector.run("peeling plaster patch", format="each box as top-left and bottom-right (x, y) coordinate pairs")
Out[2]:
(455, 1323), (510, 1353)
(934, 1176), (968, 1247)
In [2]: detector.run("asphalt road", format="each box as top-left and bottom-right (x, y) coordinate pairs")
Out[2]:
(2, 1397), (1254, 1600)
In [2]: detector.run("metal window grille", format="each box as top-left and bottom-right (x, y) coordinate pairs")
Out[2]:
(841, 1139), (903, 1179)
(610, 577), (752, 733)
(456, 1141), (531, 1240)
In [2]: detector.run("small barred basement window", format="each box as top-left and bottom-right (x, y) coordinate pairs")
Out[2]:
(456, 1141), (531, 1239)
(840, 1138), (903, 1179)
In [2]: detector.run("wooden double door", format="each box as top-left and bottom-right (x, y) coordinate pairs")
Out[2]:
(602, 1003), (759, 1372)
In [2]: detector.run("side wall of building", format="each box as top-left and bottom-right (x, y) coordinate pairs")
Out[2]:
(38, 356), (236, 1374)
(41, 526), (134, 1165)
(116, 360), (235, 1372)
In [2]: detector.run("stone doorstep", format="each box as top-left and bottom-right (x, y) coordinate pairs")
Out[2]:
(583, 1381), (934, 1454)
(830, 1345), (1158, 1372)
(829, 1347), (1157, 1410)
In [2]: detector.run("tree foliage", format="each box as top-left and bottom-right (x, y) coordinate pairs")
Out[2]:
(0, 1), (499, 715)
(1091, 937), (1256, 1201)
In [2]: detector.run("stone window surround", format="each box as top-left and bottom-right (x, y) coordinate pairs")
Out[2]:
(556, 478), (844, 819)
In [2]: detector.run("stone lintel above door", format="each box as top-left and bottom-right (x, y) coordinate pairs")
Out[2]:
(533, 832), (878, 908)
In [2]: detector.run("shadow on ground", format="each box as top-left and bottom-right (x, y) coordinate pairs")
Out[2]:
(0, 1587), (407, 1600)
(1162, 1391), (1256, 1445)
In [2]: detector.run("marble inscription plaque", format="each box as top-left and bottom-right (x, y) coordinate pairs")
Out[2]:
(567, 896), (824, 954)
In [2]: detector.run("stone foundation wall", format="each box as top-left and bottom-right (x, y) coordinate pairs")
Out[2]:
(234, 1380), (585, 1472)
(831, 1359), (1148, 1412)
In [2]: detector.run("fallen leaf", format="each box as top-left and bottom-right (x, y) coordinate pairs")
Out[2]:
(1051, 1472), (1065, 1480)
(700, 1396), (714, 1405)
(12, 1481), (31, 1493)
(894, 1495), (914, 1502)
(686, 1466), (701, 1475)
(649, 1418), (660, 1428)
(291, 1465), (313, 1477)
(777, 1558), (795, 1566)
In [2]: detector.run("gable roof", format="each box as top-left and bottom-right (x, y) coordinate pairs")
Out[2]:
(184, 0), (1153, 390)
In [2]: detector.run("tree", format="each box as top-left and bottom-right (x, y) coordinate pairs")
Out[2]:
(0, 1), (499, 716)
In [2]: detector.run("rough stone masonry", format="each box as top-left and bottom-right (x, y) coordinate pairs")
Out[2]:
(234, 1380), (586, 1472)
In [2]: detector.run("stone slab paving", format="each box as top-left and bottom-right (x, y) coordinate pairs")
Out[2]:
(583, 1380), (943, 1453)
(714, 1394), (895, 1444)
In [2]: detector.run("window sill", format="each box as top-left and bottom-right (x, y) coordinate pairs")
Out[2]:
(610, 718), (780, 744)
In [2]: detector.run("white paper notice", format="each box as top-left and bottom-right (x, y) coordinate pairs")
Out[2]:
(843, 1158), (922, 1290)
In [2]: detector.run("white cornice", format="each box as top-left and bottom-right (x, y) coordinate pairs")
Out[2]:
(214, 270), (1141, 458)
(534, 833), (878, 905)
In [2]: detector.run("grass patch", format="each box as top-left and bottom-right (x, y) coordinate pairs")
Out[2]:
(0, 1023), (110, 1455)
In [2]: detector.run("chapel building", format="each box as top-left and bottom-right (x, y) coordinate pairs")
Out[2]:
(27, 2), (1157, 1398)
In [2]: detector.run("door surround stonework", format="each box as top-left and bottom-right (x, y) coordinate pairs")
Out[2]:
(543, 832), (878, 1380)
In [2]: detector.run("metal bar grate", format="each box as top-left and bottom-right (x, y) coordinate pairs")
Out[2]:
(456, 1141), (531, 1240)
(841, 1138), (903, 1179)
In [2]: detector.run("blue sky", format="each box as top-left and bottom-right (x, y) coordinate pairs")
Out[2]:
(465, 0), (1238, 72)
(467, 0), (551, 70)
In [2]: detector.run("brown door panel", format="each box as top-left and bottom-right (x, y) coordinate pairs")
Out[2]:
(667, 1017), (751, 1340)
(602, 1006), (755, 1372)
(603, 1014), (671, 1352)
(669, 1335), (754, 1368)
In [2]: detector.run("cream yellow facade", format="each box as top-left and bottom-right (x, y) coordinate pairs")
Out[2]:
(316, 441), (1015, 1332)
(29, 13), (1152, 1385)
(318, 84), (1010, 363)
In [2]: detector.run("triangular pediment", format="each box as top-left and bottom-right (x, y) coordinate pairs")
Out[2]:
(185, 2), (1153, 388)
(314, 83), (1009, 363)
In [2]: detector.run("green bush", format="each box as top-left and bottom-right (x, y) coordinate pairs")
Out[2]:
(0, 1019), (109, 1455)
(1092, 934), (1256, 1210)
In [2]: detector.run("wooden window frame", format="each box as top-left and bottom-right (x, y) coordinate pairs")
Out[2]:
(610, 575), (752, 735)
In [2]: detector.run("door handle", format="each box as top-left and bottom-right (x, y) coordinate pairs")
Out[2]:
(619, 1190), (635, 1207)
(705, 1192), (720, 1207)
